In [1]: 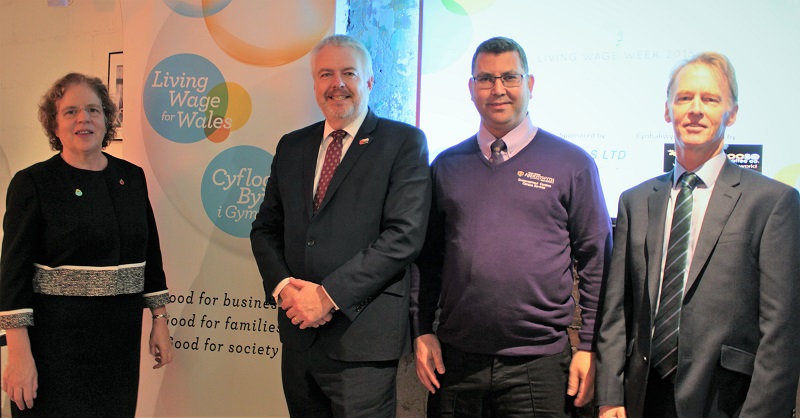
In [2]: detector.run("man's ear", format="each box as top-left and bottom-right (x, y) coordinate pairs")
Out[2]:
(726, 103), (739, 126)
(664, 101), (672, 123)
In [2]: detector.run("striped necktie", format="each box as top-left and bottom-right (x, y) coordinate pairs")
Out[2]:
(652, 171), (700, 379)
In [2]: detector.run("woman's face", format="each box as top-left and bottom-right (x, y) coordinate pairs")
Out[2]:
(55, 83), (107, 158)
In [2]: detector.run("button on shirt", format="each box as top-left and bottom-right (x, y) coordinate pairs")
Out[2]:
(477, 113), (538, 161)
(655, 151), (726, 315)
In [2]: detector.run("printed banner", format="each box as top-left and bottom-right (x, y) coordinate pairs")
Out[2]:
(121, 1), (336, 416)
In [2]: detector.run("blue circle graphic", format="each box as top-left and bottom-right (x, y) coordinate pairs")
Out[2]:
(162, 0), (232, 18)
(201, 146), (273, 237)
(144, 53), (226, 143)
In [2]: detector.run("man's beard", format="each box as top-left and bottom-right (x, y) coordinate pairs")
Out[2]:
(322, 97), (362, 122)
(326, 103), (355, 120)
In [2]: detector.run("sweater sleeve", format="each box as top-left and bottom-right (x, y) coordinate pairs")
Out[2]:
(568, 161), (613, 351)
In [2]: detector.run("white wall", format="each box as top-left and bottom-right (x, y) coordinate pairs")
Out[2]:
(0, 0), (123, 414)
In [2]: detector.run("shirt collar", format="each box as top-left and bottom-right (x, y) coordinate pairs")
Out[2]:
(674, 151), (726, 189)
(477, 114), (538, 158)
(323, 108), (369, 140)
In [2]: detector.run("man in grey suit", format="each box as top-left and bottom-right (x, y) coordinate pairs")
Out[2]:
(250, 35), (431, 417)
(595, 52), (800, 418)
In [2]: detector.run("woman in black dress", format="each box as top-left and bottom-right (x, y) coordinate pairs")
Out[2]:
(0, 73), (174, 417)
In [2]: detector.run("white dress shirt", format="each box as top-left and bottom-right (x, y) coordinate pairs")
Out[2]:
(655, 151), (727, 314)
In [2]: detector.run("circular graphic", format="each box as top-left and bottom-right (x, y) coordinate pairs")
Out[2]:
(144, 53), (227, 143)
(422, 0), (474, 74)
(201, 146), (273, 238)
(162, 0), (231, 18)
(203, 0), (334, 67)
(205, 82), (252, 143)
(442, 0), (495, 15)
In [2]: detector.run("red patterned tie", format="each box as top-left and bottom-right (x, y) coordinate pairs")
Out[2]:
(313, 130), (346, 213)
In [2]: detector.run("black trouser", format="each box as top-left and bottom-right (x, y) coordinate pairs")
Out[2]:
(428, 343), (573, 418)
(642, 370), (678, 418)
(281, 345), (399, 418)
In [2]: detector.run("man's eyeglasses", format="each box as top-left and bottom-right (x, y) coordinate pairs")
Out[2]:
(472, 74), (527, 90)
(59, 105), (104, 120)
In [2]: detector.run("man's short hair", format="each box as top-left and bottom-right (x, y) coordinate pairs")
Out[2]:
(311, 34), (374, 79)
(471, 36), (529, 75)
(666, 52), (738, 105)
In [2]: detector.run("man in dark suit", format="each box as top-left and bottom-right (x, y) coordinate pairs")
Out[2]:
(250, 34), (431, 417)
(595, 52), (800, 418)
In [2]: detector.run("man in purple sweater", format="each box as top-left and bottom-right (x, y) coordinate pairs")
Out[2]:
(412, 37), (613, 417)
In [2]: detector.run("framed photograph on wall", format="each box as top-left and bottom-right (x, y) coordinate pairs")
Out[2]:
(107, 51), (123, 140)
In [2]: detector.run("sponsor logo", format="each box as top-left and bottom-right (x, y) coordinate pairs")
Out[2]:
(663, 144), (763, 172)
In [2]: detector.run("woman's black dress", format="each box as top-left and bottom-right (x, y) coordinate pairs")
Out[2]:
(0, 154), (170, 417)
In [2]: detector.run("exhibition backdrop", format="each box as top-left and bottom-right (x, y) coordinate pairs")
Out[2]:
(122, 1), (336, 416)
(118, 0), (800, 416)
(419, 0), (800, 216)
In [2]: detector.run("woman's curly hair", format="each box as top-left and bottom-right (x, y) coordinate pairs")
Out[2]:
(38, 73), (118, 151)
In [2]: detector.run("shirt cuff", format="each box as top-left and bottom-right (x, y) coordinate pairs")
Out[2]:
(272, 277), (292, 304)
(320, 285), (340, 311)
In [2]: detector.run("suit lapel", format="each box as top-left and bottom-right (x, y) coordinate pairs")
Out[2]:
(686, 161), (742, 292)
(304, 124), (325, 220)
(315, 109), (379, 214)
(646, 173), (673, 311)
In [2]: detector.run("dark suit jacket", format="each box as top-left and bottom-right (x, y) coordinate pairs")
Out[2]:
(596, 159), (800, 417)
(250, 109), (431, 362)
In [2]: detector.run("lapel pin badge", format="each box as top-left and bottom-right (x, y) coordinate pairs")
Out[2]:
(75, 189), (83, 197)
(359, 138), (370, 145)
(119, 179), (125, 185)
